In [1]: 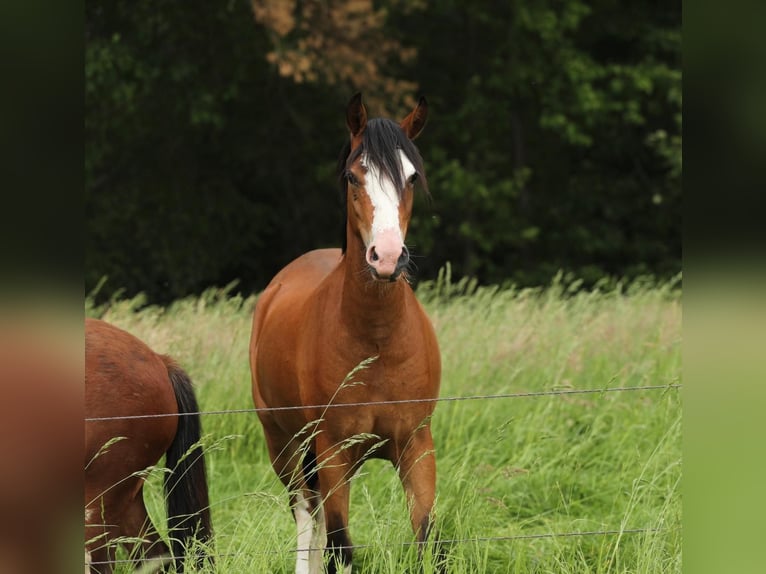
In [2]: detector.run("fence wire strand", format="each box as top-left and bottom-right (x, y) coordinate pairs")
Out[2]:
(86, 526), (667, 566)
(85, 383), (681, 422)
(85, 383), (680, 568)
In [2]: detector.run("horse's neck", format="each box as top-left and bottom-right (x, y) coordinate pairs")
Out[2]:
(337, 251), (410, 343)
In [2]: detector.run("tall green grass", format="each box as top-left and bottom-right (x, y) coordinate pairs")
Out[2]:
(87, 272), (681, 573)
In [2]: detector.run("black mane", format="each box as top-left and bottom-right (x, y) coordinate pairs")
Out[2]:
(336, 118), (429, 253)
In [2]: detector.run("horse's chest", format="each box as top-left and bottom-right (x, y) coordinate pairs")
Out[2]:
(303, 343), (428, 401)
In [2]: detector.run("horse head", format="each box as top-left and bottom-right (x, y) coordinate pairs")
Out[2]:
(342, 93), (428, 282)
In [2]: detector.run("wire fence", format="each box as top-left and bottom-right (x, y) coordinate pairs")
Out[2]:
(85, 381), (681, 568)
(85, 383), (681, 422)
(87, 527), (669, 567)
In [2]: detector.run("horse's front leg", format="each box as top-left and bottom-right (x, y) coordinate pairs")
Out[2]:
(315, 434), (354, 574)
(396, 427), (440, 565)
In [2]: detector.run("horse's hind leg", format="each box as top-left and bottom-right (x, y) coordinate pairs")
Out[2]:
(315, 433), (354, 574)
(296, 448), (327, 574)
(119, 485), (170, 568)
(261, 421), (326, 574)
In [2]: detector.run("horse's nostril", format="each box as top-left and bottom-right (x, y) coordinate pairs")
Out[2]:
(370, 247), (379, 262)
(398, 246), (410, 264)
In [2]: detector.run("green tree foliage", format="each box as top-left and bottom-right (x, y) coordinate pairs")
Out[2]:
(86, 0), (680, 302)
(397, 0), (681, 285)
(86, 1), (346, 301)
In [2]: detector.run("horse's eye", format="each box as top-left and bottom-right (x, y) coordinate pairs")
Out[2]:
(408, 173), (419, 185)
(346, 171), (360, 188)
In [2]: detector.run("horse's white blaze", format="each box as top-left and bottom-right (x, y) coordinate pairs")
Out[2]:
(363, 150), (416, 245)
(294, 492), (327, 574)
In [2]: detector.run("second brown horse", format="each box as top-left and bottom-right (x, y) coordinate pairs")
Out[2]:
(250, 93), (441, 573)
(85, 319), (212, 573)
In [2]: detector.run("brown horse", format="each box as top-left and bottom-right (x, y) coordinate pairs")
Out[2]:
(250, 93), (441, 573)
(85, 318), (212, 573)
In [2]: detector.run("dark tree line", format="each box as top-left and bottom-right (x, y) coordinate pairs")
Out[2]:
(86, 0), (680, 303)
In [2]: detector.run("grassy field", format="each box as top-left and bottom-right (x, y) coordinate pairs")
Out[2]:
(86, 271), (682, 573)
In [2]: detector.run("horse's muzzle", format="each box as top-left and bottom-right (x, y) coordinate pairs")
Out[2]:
(369, 245), (409, 282)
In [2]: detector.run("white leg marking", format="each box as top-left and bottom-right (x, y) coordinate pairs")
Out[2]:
(294, 492), (314, 574)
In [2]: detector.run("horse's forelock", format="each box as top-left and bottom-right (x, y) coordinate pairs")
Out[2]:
(360, 119), (429, 197)
(338, 120), (428, 192)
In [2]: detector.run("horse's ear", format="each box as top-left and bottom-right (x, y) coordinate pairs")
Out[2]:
(400, 96), (428, 140)
(346, 92), (367, 138)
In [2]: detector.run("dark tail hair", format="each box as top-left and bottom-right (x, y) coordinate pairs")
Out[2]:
(163, 358), (212, 572)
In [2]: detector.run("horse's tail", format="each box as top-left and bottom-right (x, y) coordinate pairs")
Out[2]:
(163, 357), (212, 572)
